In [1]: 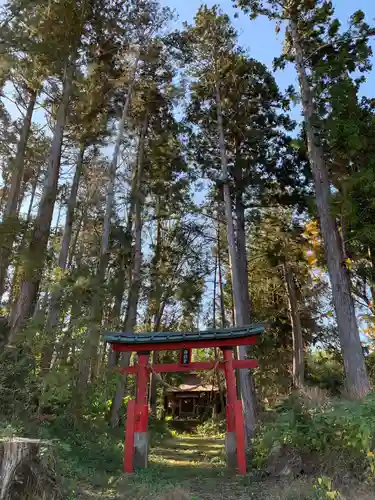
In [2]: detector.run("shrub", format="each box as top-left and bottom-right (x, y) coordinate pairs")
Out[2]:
(305, 351), (344, 396)
(196, 418), (225, 437)
(0, 344), (41, 418)
(252, 391), (375, 476)
(149, 417), (173, 444)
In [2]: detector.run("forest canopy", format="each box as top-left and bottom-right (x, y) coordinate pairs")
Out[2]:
(1, 0), (375, 497)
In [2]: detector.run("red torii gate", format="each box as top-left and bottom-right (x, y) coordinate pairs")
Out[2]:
(105, 324), (264, 474)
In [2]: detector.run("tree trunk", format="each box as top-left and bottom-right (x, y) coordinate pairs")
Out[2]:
(283, 262), (304, 388)
(111, 248), (127, 323)
(0, 90), (36, 300)
(78, 61), (138, 388)
(234, 193), (251, 321)
(110, 110), (148, 428)
(148, 202), (163, 414)
(9, 63), (74, 341)
(147, 298), (167, 413)
(215, 82), (257, 440)
(107, 244), (127, 369)
(0, 184), (8, 219)
(217, 226), (227, 328)
(213, 251), (218, 328)
(124, 174), (143, 331)
(234, 192), (258, 433)
(212, 255), (225, 416)
(367, 248), (375, 309)
(289, 19), (369, 399)
(67, 210), (85, 269)
(107, 147), (140, 366)
(18, 161), (42, 248)
(57, 250), (85, 366)
(0, 438), (61, 500)
(7, 161), (43, 308)
(40, 143), (85, 373)
(53, 202), (63, 235)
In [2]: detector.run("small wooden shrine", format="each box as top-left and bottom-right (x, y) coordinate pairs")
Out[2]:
(105, 324), (264, 474)
(165, 373), (222, 418)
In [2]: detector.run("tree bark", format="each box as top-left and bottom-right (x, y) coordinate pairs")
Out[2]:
(18, 161), (42, 248)
(215, 82), (257, 440)
(217, 226), (227, 328)
(148, 200), (164, 414)
(0, 90), (36, 301)
(53, 201), (63, 235)
(283, 262), (304, 388)
(212, 253), (225, 416)
(107, 148), (140, 365)
(213, 251), (218, 328)
(9, 62), (74, 341)
(289, 19), (369, 399)
(234, 193), (251, 319)
(110, 110), (148, 428)
(234, 191), (258, 433)
(0, 185), (8, 219)
(40, 143), (85, 373)
(367, 248), (375, 309)
(57, 246), (85, 366)
(0, 438), (61, 500)
(78, 60), (138, 388)
(7, 161), (43, 308)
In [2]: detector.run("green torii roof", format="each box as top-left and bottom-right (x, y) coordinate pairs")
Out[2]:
(104, 323), (265, 345)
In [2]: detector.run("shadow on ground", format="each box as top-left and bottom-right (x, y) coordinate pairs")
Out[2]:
(77, 434), (375, 500)
(150, 435), (225, 468)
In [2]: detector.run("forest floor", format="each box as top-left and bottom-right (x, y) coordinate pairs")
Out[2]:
(76, 433), (375, 500)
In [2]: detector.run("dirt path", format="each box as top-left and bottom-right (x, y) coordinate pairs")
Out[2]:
(119, 434), (314, 499)
(150, 435), (225, 469)
(78, 434), (375, 500)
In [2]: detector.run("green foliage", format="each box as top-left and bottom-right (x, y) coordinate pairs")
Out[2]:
(314, 477), (340, 499)
(1, 0), (375, 497)
(148, 417), (173, 445)
(253, 392), (375, 474)
(306, 351), (344, 395)
(196, 418), (226, 437)
(0, 344), (40, 418)
(38, 416), (124, 490)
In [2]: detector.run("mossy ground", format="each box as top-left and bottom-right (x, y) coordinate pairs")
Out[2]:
(72, 433), (375, 500)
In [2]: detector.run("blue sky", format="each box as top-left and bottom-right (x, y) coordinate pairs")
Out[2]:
(1, 0), (374, 328)
(161, 0), (375, 109)
(158, 0), (375, 330)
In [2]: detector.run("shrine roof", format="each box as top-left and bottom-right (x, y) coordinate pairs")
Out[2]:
(104, 324), (264, 346)
(167, 373), (218, 393)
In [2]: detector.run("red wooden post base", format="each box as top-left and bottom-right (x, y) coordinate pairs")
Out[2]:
(134, 353), (150, 469)
(222, 347), (247, 474)
(124, 353), (150, 473)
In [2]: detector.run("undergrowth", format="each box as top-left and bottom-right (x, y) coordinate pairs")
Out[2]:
(253, 389), (375, 480)
(196, 418), (225, 437)
(0, 402), (176, 497)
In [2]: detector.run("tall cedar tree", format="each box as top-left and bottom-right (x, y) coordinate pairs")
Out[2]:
(184, 5), (262, 440)
(235, 0), (374, 398)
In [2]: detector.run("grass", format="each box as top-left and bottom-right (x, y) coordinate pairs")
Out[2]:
(73, 431), (375, 500)
(67, 431), (319, 499)
(3, 416), (375, 500)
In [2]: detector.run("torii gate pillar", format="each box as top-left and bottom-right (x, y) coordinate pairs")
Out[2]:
(222, 347), (246, 473)
(133, 352), (150, 469)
